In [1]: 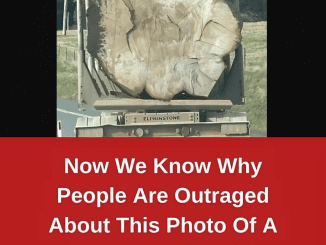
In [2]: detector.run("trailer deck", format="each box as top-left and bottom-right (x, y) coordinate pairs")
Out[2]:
(93, 99), (233, 111)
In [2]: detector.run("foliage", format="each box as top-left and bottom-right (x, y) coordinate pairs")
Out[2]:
(57, 60), (78, 100)
(57, 0), (267, 30)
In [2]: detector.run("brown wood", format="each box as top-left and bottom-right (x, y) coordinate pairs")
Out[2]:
(88, 0), (242, 100)
(93, 99), (233, 111)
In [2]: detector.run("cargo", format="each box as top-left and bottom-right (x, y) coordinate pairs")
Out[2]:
(67, 0), (250, 138)
(87, 0), (242, 100)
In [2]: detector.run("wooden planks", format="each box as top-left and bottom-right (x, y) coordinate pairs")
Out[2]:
(93, 98), (233, 111)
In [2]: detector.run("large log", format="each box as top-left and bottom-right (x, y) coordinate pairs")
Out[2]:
(87, 0), (242, 100)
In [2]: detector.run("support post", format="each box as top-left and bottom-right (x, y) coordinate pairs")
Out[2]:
(95, 58), (100, 72)
(88, 55), (94, 76)
(67, 12), (69, 30)
(85, 0), (93, 75)
(235, 0), (245, 103)
(62, 0), (68, 35)
(85, 0), (89, 30)
(77, 0), (85, 110)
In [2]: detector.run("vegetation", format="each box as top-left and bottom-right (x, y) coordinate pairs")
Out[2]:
(57, 60), (78, 101)
(231, 22), (267, 136)
(57, 0), (267, 30)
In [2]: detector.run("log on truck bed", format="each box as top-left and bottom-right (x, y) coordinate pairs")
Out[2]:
(87, 0), (242, 100)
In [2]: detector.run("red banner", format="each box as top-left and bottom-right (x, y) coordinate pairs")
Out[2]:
(1, 138), (325, 244)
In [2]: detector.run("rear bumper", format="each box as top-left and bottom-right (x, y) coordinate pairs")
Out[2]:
(75, 116), (250, 137)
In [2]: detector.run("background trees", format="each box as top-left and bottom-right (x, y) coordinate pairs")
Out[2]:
(57, 0), (267, 30)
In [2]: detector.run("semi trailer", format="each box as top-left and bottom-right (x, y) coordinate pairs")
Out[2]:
(59, 0), (250, 137)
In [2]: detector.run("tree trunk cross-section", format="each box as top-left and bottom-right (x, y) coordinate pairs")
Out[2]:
(87, 0), (242, 100)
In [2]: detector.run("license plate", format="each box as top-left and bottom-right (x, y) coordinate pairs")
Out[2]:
(125, 112), (199, 125)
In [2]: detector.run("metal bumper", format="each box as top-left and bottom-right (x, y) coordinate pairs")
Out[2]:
(75, 112), (250, 137)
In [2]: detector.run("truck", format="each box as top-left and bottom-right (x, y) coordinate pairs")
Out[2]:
(60, 0), (250, 137)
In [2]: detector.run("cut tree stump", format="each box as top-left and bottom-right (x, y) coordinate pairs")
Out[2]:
(87, 0), (242, 100)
